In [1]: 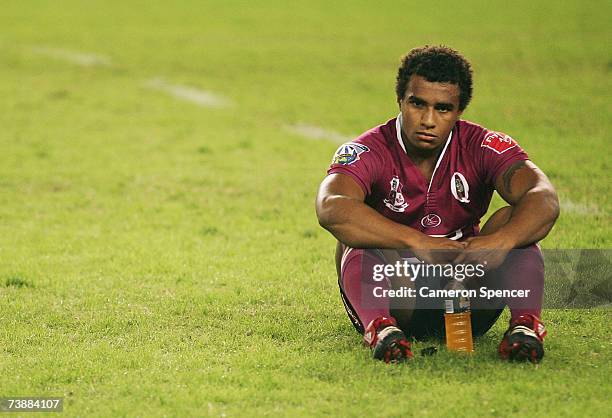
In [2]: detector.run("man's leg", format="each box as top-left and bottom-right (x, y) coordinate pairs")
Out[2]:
(335, 242), (388, 334)
(336, 242), (413, 362)
(479, 206), (545, 320)
(479, 207), (547, 362)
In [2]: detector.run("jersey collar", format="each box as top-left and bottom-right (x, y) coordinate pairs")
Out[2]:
(396, 113), (454, 194)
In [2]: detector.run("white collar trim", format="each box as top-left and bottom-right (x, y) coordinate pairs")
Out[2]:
(395, 113), (407, 153)
(395, 112), (453, 193)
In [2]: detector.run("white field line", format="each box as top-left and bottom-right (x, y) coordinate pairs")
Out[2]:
(560, 198), (602, 215)
(284, 123), (354, 144)
(31, 47), (112, 67)
(144, 78), (232, 108)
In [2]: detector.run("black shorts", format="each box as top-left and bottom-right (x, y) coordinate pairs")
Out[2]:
(395, 307), (504, 340)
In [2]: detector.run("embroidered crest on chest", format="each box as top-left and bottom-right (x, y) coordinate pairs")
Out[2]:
(384, 176), (409, 212)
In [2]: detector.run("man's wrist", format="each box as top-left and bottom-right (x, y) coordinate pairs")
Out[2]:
(401, 227), (425, 250)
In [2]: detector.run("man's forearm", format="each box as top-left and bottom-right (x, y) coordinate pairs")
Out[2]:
(495, 188), (560, 248)
(317, 194), (423, 249)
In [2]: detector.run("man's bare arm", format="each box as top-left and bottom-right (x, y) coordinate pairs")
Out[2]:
(492, 160), (560, 248)
(455, 160), (559, 268)
(315, 173), (464, 259)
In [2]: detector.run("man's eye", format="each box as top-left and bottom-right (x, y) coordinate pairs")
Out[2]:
(436, 107), (451, 113)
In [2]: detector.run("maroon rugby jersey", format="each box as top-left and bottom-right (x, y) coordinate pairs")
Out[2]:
(327, 115), (528, 240)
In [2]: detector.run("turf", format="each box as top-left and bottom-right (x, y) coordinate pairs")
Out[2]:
(0, 0), (610, 416)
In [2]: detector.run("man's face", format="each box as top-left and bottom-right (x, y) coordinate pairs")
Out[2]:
(399, 75), (463, 154)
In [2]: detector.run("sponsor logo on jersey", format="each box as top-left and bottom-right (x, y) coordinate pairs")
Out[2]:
(384, 176), (409, 212)
(450, 172), (470, 203)
(421, 213), (442, 228)
(331, 142), (370, 165)
(481, 132), (518, 154)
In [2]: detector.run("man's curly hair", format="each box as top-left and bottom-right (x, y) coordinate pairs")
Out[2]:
(395, 45), (473, 111)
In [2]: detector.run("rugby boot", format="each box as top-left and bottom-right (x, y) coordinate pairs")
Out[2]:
(498, 314), (546, 363)
(364, 316), (413, 363)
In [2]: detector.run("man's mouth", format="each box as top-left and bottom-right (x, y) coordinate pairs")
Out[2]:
(415, 131), (437, 140)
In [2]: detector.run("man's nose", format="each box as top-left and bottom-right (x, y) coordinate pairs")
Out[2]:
(421, 107), (435, 129)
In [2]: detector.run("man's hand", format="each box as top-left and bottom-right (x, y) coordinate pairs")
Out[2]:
(453, 233), (514, 270)
(412, 235), (466, 264)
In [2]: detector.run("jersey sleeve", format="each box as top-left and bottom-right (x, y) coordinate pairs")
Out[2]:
(479, 131), (529, 185)
(326, 141), (382, 196)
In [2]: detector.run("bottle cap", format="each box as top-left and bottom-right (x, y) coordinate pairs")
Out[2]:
(444, 299), (454, 314)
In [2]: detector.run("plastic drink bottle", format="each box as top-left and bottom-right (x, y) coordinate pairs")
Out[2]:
(444, 280), (474, 353)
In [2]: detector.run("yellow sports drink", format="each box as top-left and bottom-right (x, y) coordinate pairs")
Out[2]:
(444, 310), (474, 352)
(444, 280), (474, 353)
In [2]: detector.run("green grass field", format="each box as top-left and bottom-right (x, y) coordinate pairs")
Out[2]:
(1, 1), (611, 416)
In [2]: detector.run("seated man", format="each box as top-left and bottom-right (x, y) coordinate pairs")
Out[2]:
(315, 45), (559, 364)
